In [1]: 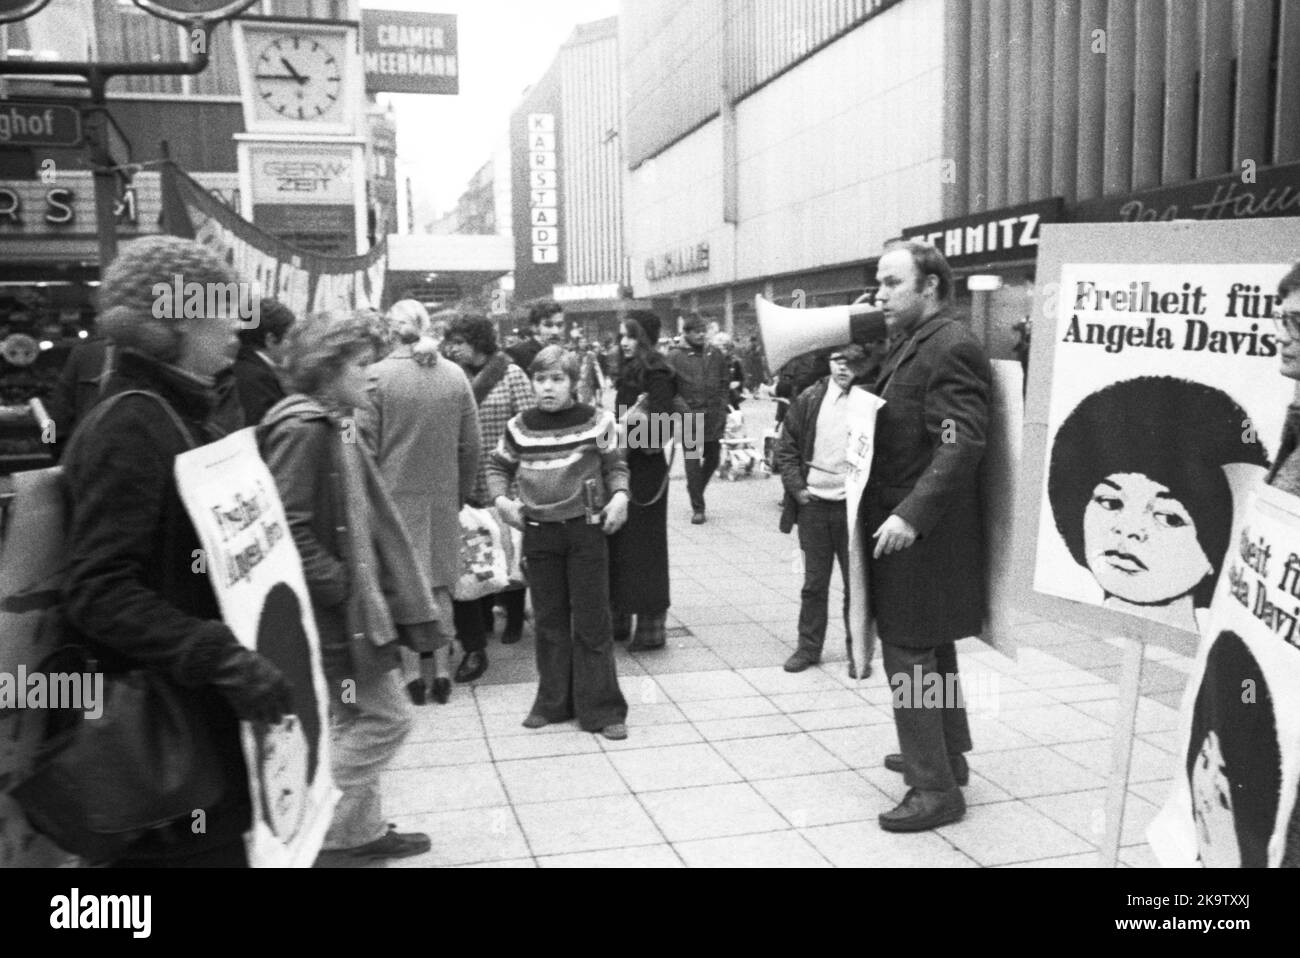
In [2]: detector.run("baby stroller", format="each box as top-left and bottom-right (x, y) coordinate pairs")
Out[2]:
(718, 408), (763, 480)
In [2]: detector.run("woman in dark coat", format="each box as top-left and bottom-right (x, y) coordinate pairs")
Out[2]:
(62, 236), (293, 868)
(608, 311), (678, 650)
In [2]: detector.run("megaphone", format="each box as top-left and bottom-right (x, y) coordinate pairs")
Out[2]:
(755, 296), (888, 373)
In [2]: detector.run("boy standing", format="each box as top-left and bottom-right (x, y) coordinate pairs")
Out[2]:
(487, 346), (631, 739)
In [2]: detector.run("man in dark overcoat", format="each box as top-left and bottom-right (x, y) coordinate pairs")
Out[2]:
(867, 240), (991, 832)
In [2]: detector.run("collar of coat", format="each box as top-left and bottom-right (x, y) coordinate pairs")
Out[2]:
(879, 307), (957, 380)
(260, 393), (347, 432)
(112, 348), (216, 423)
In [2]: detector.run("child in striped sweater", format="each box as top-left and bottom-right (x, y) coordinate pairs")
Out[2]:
(487, 346), (631, 739)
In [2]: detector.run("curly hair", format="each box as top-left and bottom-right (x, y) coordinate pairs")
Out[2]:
(1047, 377), (1269, 607)
(1186, 630), (1281, 867)
(97, 236), (237, 363)
(282, 309), (378, 396)
(445, 314), (498, 356)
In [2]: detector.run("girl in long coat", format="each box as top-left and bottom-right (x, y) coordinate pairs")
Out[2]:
(608, 311), (679, 649)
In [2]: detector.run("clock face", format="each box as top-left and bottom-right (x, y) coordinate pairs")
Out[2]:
(253, 33), (344, 122)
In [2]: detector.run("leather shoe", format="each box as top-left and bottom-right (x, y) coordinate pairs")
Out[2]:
(879, 787), (965, 832)
(348, 825), (431, 860)
(405, 679), (427, 706)
(430, 677), (452, 704)
(691, 510), (706, 524)
(783, 649), (821, 673)
(500, 625), (523, 645)
(883, 752), (970, 787)
(455, 650), (488, 684)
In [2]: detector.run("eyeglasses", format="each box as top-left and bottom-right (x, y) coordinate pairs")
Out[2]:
(1273, 312), (1300, 340)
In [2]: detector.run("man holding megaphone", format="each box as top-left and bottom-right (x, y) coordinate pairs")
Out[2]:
(757, 239), (991, 833)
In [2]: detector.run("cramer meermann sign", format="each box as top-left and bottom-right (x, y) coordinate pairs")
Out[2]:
(362, 9), (458, 95)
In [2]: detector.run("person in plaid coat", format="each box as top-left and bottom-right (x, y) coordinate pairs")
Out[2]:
(443, 315), (536, 677)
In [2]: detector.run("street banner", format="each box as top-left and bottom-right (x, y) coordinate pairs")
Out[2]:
(1148, 483), (1300, 867)
(845, 388), (886, 679)
(175, 429), (338, 868)
(1030, 261), (1292, 636)
(161, 160), (385, 319)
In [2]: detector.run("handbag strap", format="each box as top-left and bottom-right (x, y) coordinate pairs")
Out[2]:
(628, 443), (675, 508)
(64, 388), (198, 465)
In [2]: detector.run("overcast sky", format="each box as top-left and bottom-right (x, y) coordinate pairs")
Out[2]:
(363, 0), (618, 221)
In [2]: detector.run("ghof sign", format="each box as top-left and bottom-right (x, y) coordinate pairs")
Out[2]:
(0, 102), (81, 148)
(362, 9), (458, 95)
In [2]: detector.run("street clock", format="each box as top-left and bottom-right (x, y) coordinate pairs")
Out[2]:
(233, 19), (360, 136)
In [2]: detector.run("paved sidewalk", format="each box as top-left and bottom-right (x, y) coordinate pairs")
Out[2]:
(338, 399), (1187, 868)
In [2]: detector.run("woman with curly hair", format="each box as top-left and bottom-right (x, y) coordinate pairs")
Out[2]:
(1047, 376), (1269, 633)
(260, 309), (443, 862)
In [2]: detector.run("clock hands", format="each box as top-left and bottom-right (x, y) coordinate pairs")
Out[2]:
(280, 57), (310, 85)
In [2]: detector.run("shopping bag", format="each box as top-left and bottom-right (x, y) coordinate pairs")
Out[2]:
(453, 505), (510, 600)
(493, 507), (526, 586)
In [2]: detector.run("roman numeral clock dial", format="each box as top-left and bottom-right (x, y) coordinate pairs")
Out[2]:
(253, 34), (343, 121)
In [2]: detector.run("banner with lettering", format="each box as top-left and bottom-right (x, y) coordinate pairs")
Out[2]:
(1031, 262), (1294, 635)
(1148, 483), (1300, 867)
(175, 428), (338, 868)
(161, 161), (385, 319)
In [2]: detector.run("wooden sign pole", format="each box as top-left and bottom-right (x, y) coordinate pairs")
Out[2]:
(1100, 634), (1145, 867)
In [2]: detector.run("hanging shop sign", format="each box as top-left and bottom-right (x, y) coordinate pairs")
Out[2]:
(902, 198), (1064, 269)
(0, 101), (81, 148)
(1074, 161), (1300, 225)
(362, 9), (458, 95)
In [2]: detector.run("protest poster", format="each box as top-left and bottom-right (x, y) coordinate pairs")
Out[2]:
(1148, 483), (1300, 867)
(844, 389), (886, 679)
(1016, 219), (1300, 645)
(175, 429), (338, 868)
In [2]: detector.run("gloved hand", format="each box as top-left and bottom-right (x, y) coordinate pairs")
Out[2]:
(209, 646), (294, 724)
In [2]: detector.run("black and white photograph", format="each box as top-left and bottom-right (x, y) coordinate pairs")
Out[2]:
(0, 0), (1298, 923)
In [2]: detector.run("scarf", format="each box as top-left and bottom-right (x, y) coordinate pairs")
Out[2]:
(470, 351), (512, 406)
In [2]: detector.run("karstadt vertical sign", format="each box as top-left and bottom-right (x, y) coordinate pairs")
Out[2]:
(511, 63), (564, 300)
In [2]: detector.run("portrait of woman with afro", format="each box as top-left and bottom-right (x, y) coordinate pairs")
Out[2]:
(1047, 377), (1269, 633)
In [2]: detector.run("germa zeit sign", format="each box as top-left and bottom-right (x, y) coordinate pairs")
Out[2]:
(0, 101), (81, 148)
(362, 9), (458, 95)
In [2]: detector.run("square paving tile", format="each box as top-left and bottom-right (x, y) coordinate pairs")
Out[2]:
(972, 746), (1107, 798)
(380, 762), (507, 816)
(736, 665), (847, 696)
(809, 723), (901, 769)
(634, 647), (732, 674)
(1026, 788), (1161, 848)
(802, 820), (978, 868)
(668, 605), (754, 626)
(654, 670), (760, 702)
(405, 711), (486, 744)
(767, 688), (865, 713)
(515, 794), (663, 857)
(639, 782), (788, 842)
(753, 770), (890, 828)
(537, 844), (684, 868)
(487, 731), (603, 762)
(693, 713), (803, 741)
(381, 806), (530, 867)
(389, 736), (492, 770)
(1048, 683), (1121, 704)
(607, 742), (742, 792)
(597, 723), (705, 751)
(789, 705), (895, 733)
(1051, 738), (1180, 785)
(676, 696), (781, 722)
(712, 732), (848, 780)
(675, 830), (831, 868)
(474, 682), (541, 715)
(998, 703), (1116, 745)
(1073, 698), (1181, 734)
(937, 799), (1095, 866)
(496, 753), (627, 805)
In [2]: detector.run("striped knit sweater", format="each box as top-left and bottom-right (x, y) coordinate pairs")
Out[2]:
(486, 402), (629, 522)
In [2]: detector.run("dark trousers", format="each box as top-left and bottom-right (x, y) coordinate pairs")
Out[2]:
(523, 517), (627, 730)
(684, 439), (721, 511)
(882, 640), (972, 791)
(796, 498), (850, 656)
(453, 590), (527, 653)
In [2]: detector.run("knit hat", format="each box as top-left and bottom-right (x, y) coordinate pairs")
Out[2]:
(625, 309), (662, 343)
(98, 235), (238, 323)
